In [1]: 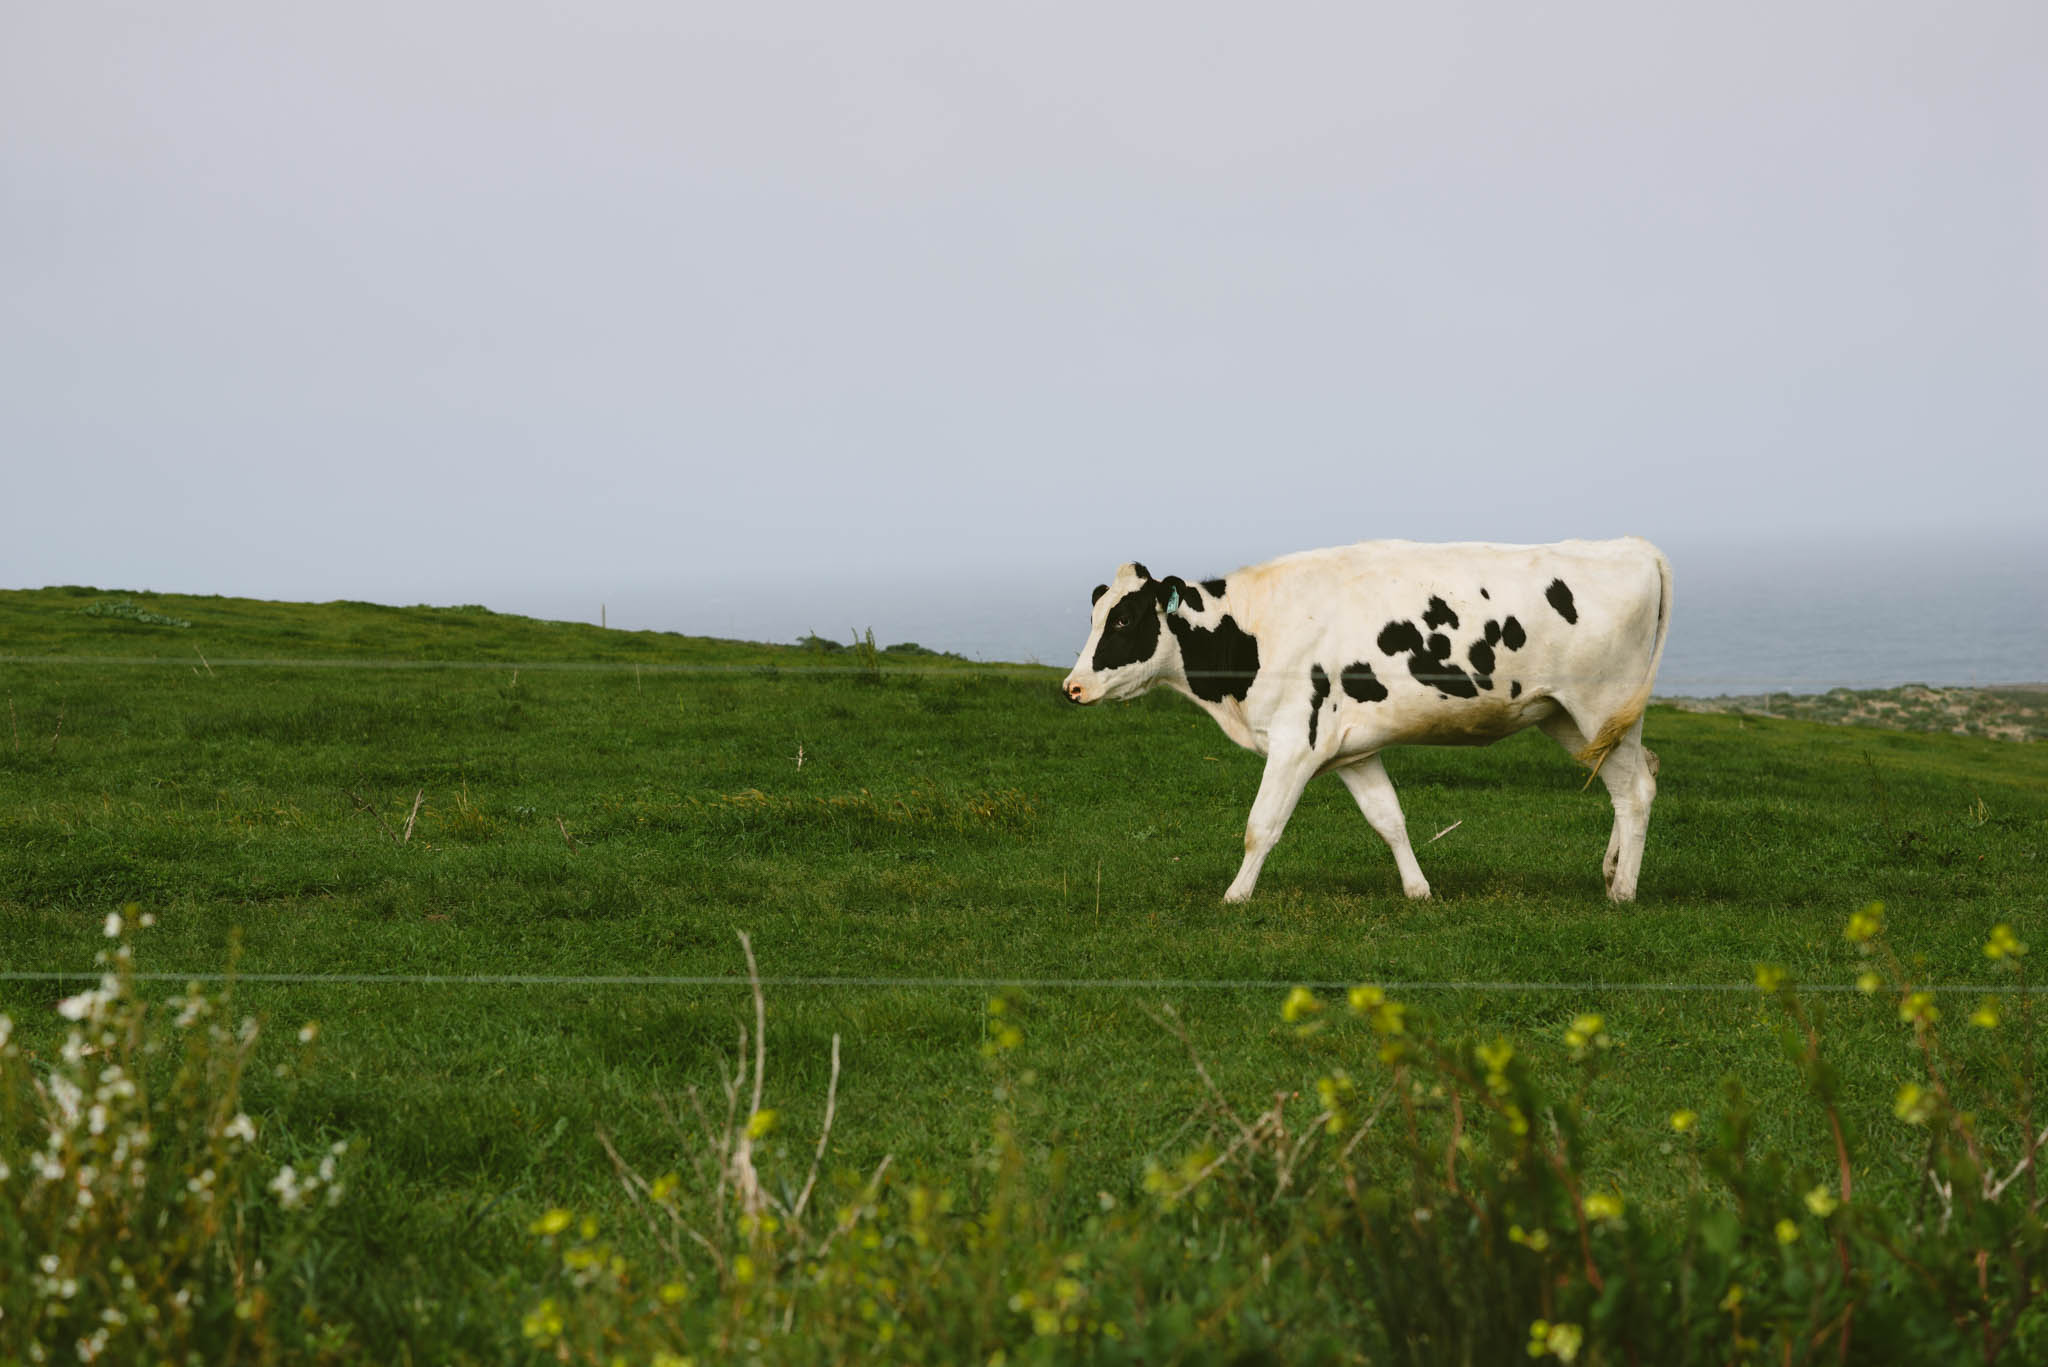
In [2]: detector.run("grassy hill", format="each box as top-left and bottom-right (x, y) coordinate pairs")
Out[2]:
(4, 586), (2046, 1359)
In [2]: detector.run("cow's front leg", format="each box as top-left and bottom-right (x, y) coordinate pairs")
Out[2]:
(1337, 753), (1431, 899)
(1223, 747), (1318, 903)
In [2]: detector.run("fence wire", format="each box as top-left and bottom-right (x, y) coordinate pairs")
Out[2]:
(0, 653), (2007, 693)
(2, 970), (2039, 995)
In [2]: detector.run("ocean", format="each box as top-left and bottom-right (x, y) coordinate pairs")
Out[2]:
(592, 532), (2046, 696)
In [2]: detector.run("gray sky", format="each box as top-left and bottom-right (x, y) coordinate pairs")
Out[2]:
(4, 2), (2043, 665)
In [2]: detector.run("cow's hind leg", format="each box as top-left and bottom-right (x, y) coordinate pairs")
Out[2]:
(1539, 711), (1657, 902)
(1223, 747), (1318, 904)
(1337, 754), (1430, 899)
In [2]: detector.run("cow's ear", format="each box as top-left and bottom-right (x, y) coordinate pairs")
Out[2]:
(1156, 576), (1186, 615)
(1090, 584), (1109, 606)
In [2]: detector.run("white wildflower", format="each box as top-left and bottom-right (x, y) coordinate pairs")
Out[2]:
(224, 1113), (256, 1144)
(56, 991), (102, 1022)
(103, 911), (123, 939)
(49, 1074), (84, 1126)
(270, 1165), (306, 1209)
(298, 1021), (319, 1044)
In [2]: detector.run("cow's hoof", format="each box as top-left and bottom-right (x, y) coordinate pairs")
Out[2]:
(1403, 883), (1432, 900)
(1222, 886), (1254, 904)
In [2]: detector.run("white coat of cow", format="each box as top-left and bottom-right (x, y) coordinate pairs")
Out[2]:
(1061, 537), (1672, 902)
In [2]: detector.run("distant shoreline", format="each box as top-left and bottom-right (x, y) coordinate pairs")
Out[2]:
(1656, 683), (2046, 742)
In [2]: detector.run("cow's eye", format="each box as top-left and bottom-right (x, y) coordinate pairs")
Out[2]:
(1110, 615), (1127, 630)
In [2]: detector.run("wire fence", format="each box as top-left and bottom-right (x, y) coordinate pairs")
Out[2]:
(3, 970), (2039, 995)
(0, 652), (2013, 694)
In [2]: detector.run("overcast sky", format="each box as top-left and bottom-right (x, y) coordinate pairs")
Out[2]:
(4, 2), (2043, 666)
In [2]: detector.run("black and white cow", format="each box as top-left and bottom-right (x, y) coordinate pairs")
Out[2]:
(1062, 538), (1672, 903)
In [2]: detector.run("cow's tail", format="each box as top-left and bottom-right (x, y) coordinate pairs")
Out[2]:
(1575, 544), (1673, 781)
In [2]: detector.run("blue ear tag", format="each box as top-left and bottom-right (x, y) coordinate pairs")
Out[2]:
(1165, 588), (1180, 614)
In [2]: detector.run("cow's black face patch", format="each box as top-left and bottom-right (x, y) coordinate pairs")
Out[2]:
(1167, 613), (1259, 702)
(1340, 661), (1388, 703)
(1423, 596), (1459, 631)
(1545, 578), (1578, 625)
(1090, 586), (1162, 673)
(1091, 584), (1108, 606)
(1201, 578), (1227, 598)
(1308, 664), (1331, 746)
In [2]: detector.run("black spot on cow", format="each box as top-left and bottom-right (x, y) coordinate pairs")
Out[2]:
(1545, 578), (1578, 625)
(1379, 615), (1479, 699)
(1510, 680), (1523, 699)
(1202, 578), (1227, 598)
(1378, 620), (1424, 657)
(1412, 655), (1479, 699)
(1480, 587), (1490, 599)
(1179, 584), (1204, 613)
(1089, 585), (1161, 673)
(1467, 639), (1496, 689)
(1308, 664), (1331, 746)
(1501, 616), (1526, 651)
(1423, 596), (1459, 631)
(1091, 584), (1108, 606)
(1130, 562), (1152, 582)
(1167, 613), (1260, 703)
(1340, 661), (1388, 703)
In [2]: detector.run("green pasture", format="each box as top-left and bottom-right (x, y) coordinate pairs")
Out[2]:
(4, 585), (2046, 1347)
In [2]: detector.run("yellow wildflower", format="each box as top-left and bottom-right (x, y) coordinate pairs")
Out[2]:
(1563, 1013), (1609, 1055)
(1348, 984), (1385, 1013)
(1844, 902), (1883, 945)
(521, 1298), (565, 1341)
(1894, 1083), (1935, 1125)
(1583, 1192), (1623, 1222)
(1898, 991), (1939, 1030)
(1985, 924), (2026, 960)
(658, 1281), (688, 1305)
(1970, 999), (2001, 1030)
(746, 1109), (778, 1140)
(1670, 1109), (1698, 1134)
(1856, 971), (1882, 996)
(1804, 1185), (1840, 1218)
(1527, 1319), (1584, 1362)
(1774, 1218), (1799, 1246)
(1282, 986), (1322, 1023)
(1508, 1223), (1550, 1252)
(1753, 964), (1786, 993)
(530, 1208), (573, 1237)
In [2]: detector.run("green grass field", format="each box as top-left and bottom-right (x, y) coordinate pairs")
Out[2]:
(5, 585), (2046, 1355)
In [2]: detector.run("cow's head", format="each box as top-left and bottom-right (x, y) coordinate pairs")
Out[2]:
(1062, 562), (1190, 704)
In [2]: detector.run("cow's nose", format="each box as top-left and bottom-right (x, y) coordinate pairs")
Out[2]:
(1063, 681), (1086, 704)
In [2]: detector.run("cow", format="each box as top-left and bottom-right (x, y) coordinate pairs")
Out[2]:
(1061, 537), (1672, 903)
